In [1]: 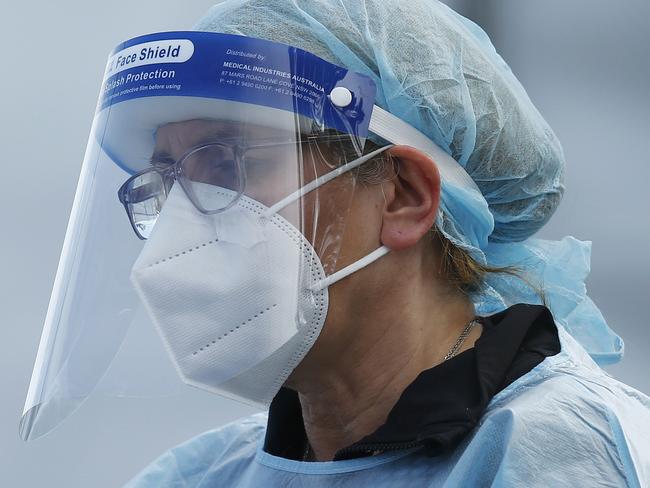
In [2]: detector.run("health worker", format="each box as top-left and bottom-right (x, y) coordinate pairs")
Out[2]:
(21, 1), (650, 487)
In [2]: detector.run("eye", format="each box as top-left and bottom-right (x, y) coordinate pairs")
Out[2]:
(180, 145), (242, 191)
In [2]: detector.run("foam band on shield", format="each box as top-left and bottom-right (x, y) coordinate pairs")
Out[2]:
(96, 31), (479, 193)
(94, 31), (380, 178)
(98, 31), (377, 138)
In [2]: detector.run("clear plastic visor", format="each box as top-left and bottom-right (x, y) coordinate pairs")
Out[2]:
(20, 95), (370, 441)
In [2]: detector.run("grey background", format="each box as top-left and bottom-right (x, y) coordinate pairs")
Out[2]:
(1, 1), (648, 486)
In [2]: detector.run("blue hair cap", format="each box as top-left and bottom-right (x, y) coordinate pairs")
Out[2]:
(195, 0), (623, 364)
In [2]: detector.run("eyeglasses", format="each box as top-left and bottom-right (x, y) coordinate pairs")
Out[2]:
(117, 136), (357, 240)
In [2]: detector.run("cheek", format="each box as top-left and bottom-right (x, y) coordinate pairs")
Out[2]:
(243, 155), (304, 208)
(273, 150), (384, 275)
(334, 187), (385, 268)
(302, 178), (357, 275)
(305, 181), (385, 276)
(275, 173), (358, 275)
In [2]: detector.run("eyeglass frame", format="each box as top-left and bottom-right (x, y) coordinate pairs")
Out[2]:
(117, 134), (359, 240)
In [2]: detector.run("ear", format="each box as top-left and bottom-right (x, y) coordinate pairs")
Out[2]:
(380, 145), (441, 251)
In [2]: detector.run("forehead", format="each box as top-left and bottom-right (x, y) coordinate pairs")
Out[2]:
(151, 118), (360, 170)
(153, 119), (298, 153)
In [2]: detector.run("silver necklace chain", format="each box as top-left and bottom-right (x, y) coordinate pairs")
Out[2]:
(442, 317), (481, 362)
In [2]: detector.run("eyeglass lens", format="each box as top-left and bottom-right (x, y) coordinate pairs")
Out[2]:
(124, 171), (167, 239)
(121, 144), (244, 239)
(178, 144), (242, 213)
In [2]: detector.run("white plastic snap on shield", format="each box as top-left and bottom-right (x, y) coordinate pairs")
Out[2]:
(330, 86), (353, 108)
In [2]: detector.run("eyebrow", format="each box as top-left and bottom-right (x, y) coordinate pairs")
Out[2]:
(149, 150), (175, 165)
(148, 121), (305, 165)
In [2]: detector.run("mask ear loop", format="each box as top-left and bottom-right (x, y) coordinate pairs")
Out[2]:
(261, 145), (394, 219)
(259, 144), (395, 292)
(290, 105), (481, 292)
(310, 246), (391, 292)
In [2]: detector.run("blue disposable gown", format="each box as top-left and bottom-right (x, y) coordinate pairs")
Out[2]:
(126, 326), (650, 487)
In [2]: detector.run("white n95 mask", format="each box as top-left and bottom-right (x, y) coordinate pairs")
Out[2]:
(130, 177), (390, 406)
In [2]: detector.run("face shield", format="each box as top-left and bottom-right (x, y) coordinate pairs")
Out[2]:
(21, 31), (480, 441)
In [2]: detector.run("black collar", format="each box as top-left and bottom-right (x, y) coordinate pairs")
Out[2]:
(263, 303), (561, 461)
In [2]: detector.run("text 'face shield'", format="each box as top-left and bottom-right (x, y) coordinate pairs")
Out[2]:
(21, 31), (377, 441)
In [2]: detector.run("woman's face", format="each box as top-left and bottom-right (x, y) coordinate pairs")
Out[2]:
(151, 118), (382, 276)
(150, 118), (442, 385)
(150, 118), (389, 370)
